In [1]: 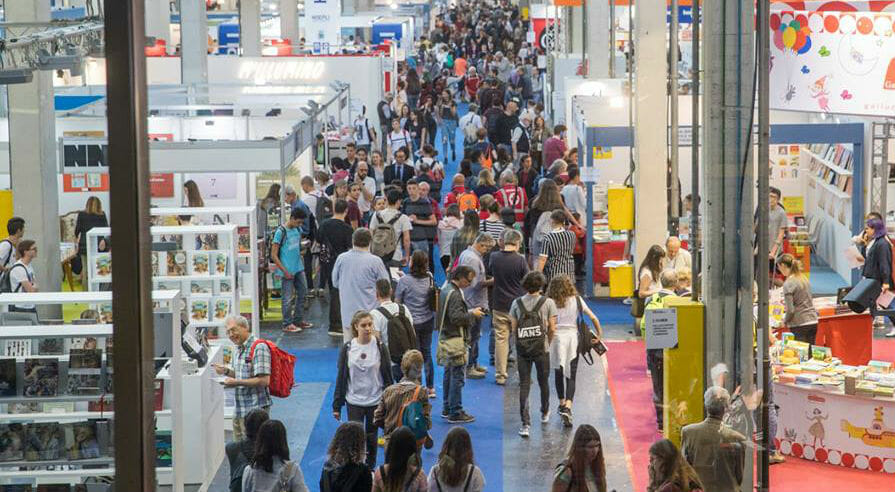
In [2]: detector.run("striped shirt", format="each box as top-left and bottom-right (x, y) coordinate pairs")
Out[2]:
(539, 229), (576, 282)
(481, 219), (507, 242)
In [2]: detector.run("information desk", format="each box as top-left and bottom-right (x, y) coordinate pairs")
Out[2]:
(774, 382), (895, 474)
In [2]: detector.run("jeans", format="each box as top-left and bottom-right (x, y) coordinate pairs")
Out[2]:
(467, 317), (482, 368)
(443, 363), (466, 416)
(410, 239), (430, 259)
(555, 356), (579, 401)
(441, 120), (458, 157)
(232, 405), (270, 443)
(518, 353), (550, 426)
(647, 348), (664, 427)
(491, 311), (512, 380)
(328, 286), (342, 332)
(380, 126), (390, 153)
(407, 94), (419, 110)
(319, 257), (334, 290)
(347, 403), (378, 468)
(391, 363), (403, 382)
(416, 318), (435, 388)
(280, 273), (308, 326)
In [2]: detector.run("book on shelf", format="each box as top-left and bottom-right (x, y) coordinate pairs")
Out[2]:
(153, 379), (164, 411)
(238, 226), (251, 253)
(69, 349), (102, 370)
(94, 418), (113, 456)
(93, 253), (112, 279)
(0, 358), (16, 397)
(68, 421), (101, 460)
(190, 280), (213, 294)
(4, 340), (32, 357)
(98, 303), (113, 324)
(38, 338), (65, 356)
(188, 251), (211, 275)
(151, 251), (161, 276)
(213, 251), (229, 275)
(1, 485), (33, 492)
(0, 423), (26, 461)
(166, 250), (187, 276)
(217, 278), (232, 294)
(189, 297), (211, 322)
(155, 430), (172, 467)
(213, 297), (232, 321)
(8, 403), (38, 414)
(68, 374), (102, 396)
(68, 348), (102, 395)
(23, 358), (59, 397)
(197, 233), (219, 250)
(42, 402), (75, 414)
(156, 280), (182, 292)
(24, 422), (66, 461)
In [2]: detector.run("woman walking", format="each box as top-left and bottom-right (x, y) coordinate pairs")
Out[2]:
(320, 422), (374, 492)
(552, 425), (607, 492)
(395, 250), (438, 397)
(536, 210), (577, 284)
(241, 420), (309, 492)
(372, 427), (428, 492)
(436, 90), (459, 162)
(427, 427), (486, 492)
(450, 210), (481, 265)
(333, 311), (394, 468)
(547, 275), (602, 427)
(525, 180), (574, 262)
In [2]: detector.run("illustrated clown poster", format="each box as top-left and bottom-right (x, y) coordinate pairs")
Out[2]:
(769, 10), (895, 116)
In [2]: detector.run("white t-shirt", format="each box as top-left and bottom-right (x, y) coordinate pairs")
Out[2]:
(301, 191), (319, 217)
(0, 240), (14, 268)
(388, 130), (413, 157)
(353, 117), (372, 146)
(370, 301), (413, 350)
(357, 176), (377, 213)
(9, 261), (35, 309)
(561, 184), (586, 216)
(369, 208), (413, 261)
(346, 338), (384, 407)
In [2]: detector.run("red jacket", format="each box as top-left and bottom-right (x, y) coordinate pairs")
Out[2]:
(495, 185), (528, 223)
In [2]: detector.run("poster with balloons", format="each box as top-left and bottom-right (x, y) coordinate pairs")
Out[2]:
(769, 10), (895, 117)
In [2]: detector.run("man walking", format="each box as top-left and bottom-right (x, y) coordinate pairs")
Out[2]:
(682, 387), (747, 492)
(271, 208), (312, 333)
(402, 179), (437, 270)
(370, 278), (416, 381)
(213, 315), (271, 442)
(377, 93), (395, 152)
(560, 167), (586, 217)
(488, 229), (529, 385)
(509, 272), (556, 437)
(456, 233), (496, 379)
(332, 228), (391, 342)
(437, 266), (485, 423)
(542, 125), (568, 171)
(317, 200), (355, 337)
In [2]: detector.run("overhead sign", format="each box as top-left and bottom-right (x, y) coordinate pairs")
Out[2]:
(645, 308), (679, 350)
(769, 10), (895, 117)
(60, 140), (108, 173)
(305, 0), (342, 54)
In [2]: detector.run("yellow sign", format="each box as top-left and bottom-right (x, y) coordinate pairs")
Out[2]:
(554, 0), (583, 5)
(593, 146), (613, 159)
(783, 196), (804, 215)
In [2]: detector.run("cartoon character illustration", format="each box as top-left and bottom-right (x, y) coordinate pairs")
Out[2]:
(806, 407), (828, 448)
(809, 75), (831, 112)
(840, 90), (853, 100)
(841, 406), (895, 449)
(819, 46), (830, 57)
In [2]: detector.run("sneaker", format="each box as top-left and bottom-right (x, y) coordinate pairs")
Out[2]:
(327, 329), (343, 338)
(441, 410), (449, 420)
(561, 409), (573, 428)
(518, 425), (530, 437)
(298, 321), (313, 329)
(495, 377), (506, 385)
(541, 409), (550, 424)
(377, 436), (386, 447)
(887, 328), (895, 337)
(473, 365), (487, 373)
(282, 324), (302, 333)
(447, 412), (475, 424)
(770, 452), (786, 464)
(466, 367), (486, 379)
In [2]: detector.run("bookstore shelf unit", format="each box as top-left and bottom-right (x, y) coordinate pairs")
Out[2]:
(0, 291), (183, 491)
(86, 224), (242, 342)
(149, 206), (261, 337)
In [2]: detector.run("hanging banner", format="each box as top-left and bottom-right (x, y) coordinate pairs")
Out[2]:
(554, 0), (582, 6)
(769, 10), (895, 117)
(305, 0), (342, 54)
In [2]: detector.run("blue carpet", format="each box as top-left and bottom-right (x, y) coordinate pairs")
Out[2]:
(586, 298), (632, 326)
(294, 321), (504, 492)
(808, 253), (848, 295)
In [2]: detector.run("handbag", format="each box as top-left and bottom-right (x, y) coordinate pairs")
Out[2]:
(576, 297), (598, 365)
(435, 289), (468, 366)
(428, 273), (440, 311)
(630, 290), (646, 318)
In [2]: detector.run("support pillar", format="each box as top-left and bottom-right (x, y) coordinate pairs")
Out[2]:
(6, 0), (61, 317)
(633, 0), (668, 267)
(702, 0), (755, 486)
(569, 5), (584, 56)
(240, 0), (262, 57)
(279, 0), (299, 46)
(145, 0), (170, 45)
(180, 0), (208, 88)
(585, 0), (610, 78)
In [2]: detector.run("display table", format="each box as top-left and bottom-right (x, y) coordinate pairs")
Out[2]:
(816, 312), (873, 366)
(592, 240), (627, 284)
(774, 382), (895, 474)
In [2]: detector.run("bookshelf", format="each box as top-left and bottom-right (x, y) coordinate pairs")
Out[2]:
(804, 143), (855, 231)
(86, 224), (241, 343)
(0, 290), (183, 491)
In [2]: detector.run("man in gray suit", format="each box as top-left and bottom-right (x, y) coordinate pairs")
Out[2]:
(682, 386), (747, 492)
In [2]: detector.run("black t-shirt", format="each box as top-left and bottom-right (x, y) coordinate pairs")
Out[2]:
(488, 250), (529, 313)
(75, 212), (109, 251)
(317, 217), (354, 264)
(495, 113), (518, 146)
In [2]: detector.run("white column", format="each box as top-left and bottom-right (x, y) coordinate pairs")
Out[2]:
(586, 0), (610, 78)
(570, 5), (584, 55)
(279, 0), (299, 45)
(180, 0), (208, 88)
(6, 0), (61, 315)
(145, 0), (170, 45)
(240, 0), (262, 56)
(633, 0), (668, 266)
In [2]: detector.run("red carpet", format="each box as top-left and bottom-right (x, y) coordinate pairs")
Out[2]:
(604, 340), (893, 492)
(603, 340), (657, 492)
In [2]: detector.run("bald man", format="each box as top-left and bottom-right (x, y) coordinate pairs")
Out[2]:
(664, 236), (692, 271)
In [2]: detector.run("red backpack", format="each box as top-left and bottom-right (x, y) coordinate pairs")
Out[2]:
(250, 339), (297, 398)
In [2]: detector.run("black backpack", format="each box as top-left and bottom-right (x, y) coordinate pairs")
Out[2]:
(379, 306), (417, 364)
(316, 195), (334, 222)
(0, 264), (28, 294)
(514, 296), (547, 359)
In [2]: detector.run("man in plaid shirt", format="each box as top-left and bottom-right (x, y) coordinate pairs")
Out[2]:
(213, 315), (272, 442)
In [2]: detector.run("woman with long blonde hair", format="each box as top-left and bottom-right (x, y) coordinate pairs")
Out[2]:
(75, 196), (109, 285)
(776, 253), (817, 344)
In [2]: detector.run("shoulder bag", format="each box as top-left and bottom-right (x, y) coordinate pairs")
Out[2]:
(436, 289), (468, 367)
(428, 273), (440, 311)
(630, 290), (646, 318)
(576, 297), (598, 365)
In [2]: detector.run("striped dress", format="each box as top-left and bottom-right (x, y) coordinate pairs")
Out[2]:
(540, 229), (577, 282)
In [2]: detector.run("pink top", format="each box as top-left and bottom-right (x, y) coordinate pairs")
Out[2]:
(542, 136), (567, 168)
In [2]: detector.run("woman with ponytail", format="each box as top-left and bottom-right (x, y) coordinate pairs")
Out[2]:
(776, 253), (818, 344)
